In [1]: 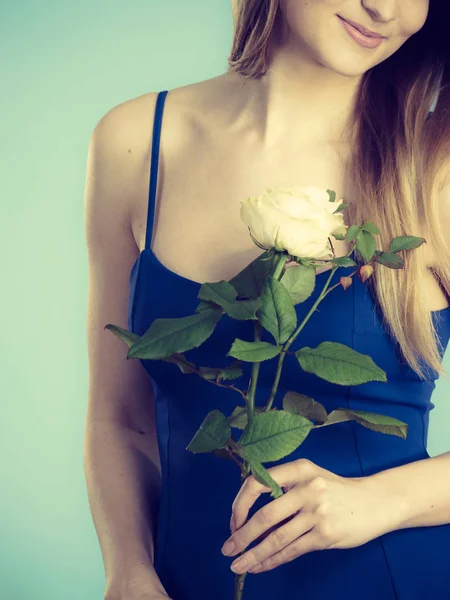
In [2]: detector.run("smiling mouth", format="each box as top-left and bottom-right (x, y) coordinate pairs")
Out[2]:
(338, 15), (385, 39)
(337, 15), (386, 49)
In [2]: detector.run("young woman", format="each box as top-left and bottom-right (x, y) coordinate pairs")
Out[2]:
(84, 1), (450, 599)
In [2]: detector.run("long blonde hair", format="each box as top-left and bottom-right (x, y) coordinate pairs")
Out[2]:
(228, 0), (450, 381)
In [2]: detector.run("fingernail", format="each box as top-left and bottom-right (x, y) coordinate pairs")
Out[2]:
(221, 540), (236, 556)
(231, 557), (247, 573)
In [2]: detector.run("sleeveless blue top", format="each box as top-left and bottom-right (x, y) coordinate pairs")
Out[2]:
(128, 90), (450, 600)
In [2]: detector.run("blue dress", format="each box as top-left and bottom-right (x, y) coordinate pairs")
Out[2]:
(128, 90), (450, 600)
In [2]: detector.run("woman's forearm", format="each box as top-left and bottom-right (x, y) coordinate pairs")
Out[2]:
(367, 450), (450, 531)
(83, 419), (163, 592)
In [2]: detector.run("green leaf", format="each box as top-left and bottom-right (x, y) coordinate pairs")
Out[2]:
(162, 353), (197, 374)
(104, 324), (141, 348)
(333, 203), (351, 214)
(128, 308), (222, 360)
(250, 460), (284, 499)
(332, 233), (346, 240)
(356, 229), (376, 263)
(326, 189), (336, 203)
(280, 264), (316, 305)
(346, 225), (361, 242)
(375, 252), (404, 269)
(229, 251), (276, 299)
(331, 256), (357, 267)
(227, 406), (267, 429)
(223, 298), (262, 320)
(296, 341), (387, 385)
(282, 391), (328, 424)
(362, 222), (381, 235)
(389, 236), (426, 253)
(314, 410), (350, 426)
(227, 339), (282, 362)
(236, 410), (313, 462)
(195, 300), (218, 313)
(258, 275), (297, 344)
(221, 361), (244, 381)
(198, 360), (243, 382)
(186, 409), (231, 453)
(198, 366), (225, 380)
(316, 408), (408, 440)
(198, 281), (237, 307)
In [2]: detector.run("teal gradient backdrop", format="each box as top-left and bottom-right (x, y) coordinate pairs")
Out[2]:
(1, 2), (448, 598)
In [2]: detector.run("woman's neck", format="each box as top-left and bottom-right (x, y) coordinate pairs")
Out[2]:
(224, 45), (363, 149)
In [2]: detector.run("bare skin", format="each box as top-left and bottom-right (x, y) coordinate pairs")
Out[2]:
(127, 73), (449, 312)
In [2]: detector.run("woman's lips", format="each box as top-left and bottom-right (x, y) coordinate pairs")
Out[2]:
(337, 15), (385, 49)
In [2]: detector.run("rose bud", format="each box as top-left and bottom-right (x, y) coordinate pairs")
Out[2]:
(240, 185), (348, 258)
(340, 276), (353, 291)
(358, 264), (374, 282)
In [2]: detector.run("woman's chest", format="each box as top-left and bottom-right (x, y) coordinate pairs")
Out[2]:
(131, 137), (354, 283)
(129, 121), (447, 312)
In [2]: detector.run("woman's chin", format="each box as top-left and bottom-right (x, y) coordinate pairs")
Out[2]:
(320, 52), (375, 78)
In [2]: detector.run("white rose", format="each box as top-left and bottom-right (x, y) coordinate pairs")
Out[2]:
(240, 185), (348, 259)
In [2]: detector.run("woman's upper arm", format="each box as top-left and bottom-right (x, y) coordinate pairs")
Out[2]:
(84, 95), (159, 431)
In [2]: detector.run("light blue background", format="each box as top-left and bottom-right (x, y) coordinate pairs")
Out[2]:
(1, 1), (448, 598)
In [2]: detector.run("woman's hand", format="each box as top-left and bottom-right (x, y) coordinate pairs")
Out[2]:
(221, 458), (403, 574)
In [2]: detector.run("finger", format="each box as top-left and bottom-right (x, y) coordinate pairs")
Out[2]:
(231, 459), (316, 531)
(230, 512), (314, 574)
(248, 526), (322, 574)
(224, 489), (301, 558)
(231, 467), (296, 531)
(230, 474), (269, 532)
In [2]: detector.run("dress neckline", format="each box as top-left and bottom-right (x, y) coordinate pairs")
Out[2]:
(135, 246), (356, 288)
(131, 246), (450, 316)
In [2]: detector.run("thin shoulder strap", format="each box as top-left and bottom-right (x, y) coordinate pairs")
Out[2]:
(145, 90), (169, 250)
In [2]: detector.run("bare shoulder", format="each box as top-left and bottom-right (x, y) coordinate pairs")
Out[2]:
(90, 92), (161, 222)
(91, 74), (233, 223)
(87, 87), (194, 244)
